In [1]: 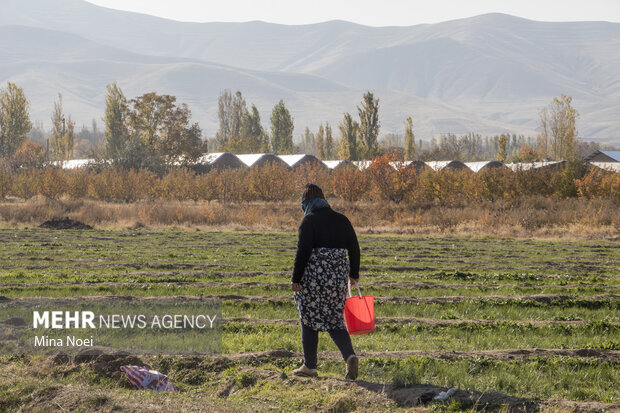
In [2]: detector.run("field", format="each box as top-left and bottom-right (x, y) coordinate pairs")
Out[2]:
(0, 228), (618, 412)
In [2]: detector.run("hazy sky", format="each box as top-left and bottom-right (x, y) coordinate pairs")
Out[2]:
(85, 0), (620, 26)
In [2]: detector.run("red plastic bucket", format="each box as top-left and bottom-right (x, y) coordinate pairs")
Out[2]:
(344, 283), (375, 335)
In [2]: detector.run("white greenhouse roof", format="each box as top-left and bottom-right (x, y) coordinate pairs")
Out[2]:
(506, 161), (561, 171)
(464, 161), (504, 172)
(55, 159), (93, 169)
(198, 152), (228, 164)
(425, 161), (469, 171)
(278, 154), (308, 167)
(590, 162), (620, 173)
(323, 160), (346, 169)
(236, 153), (268, 167)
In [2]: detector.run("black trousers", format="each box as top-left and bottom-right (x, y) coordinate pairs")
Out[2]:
(302, 323), (355, 369)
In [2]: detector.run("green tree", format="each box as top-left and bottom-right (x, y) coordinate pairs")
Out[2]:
(126, 92), (203, 167)
(216, 90), (246, 151)
(338, 113), (359, 160)
(50, 94), (75, 161)
(496, 133), (508, 162)
(103, 82), (128, 162)
(538, 94), (579, 161)
(239, 104), (264, 153)
(270, 100), (294, 154)
(404, 116), (415, 161)
(316, 124), (325, 159)
(0, 82), (32, 158)
(260, 129), (270, 153)
(324, 122), (334, 159)
(300, 126), (315, 154)
(357, 91), (380, 159)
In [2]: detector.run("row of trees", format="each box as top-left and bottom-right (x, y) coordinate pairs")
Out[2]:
(213, 90), (382, 160)
(0, 80), (598, 172)
(1, 156), (618, 203)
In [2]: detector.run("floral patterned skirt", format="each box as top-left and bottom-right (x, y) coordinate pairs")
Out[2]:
(294, 247), (349, 331)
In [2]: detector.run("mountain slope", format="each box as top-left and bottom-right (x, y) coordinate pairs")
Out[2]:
(2, 0), (619, 143)
(0, 25), (530, 138)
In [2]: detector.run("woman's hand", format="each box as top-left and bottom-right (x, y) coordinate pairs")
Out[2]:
(291, 282), (301, 292)
(349, 277), (358, 286)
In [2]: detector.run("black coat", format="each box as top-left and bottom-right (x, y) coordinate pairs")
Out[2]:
(292, 206), (360, 283)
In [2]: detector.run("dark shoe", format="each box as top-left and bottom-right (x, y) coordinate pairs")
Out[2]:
(293, 365), (318, 377)
(345, 355), (358, 380)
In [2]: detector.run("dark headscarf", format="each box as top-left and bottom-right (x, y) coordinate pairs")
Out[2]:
(301, 184), (329, 215)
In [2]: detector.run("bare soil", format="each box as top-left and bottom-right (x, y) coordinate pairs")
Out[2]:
(39, 217), (93, 230)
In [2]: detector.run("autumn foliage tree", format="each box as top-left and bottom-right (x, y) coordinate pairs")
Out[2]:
(11, 140), (45, 169)
(331, 166), (368, 202)
(537, 94), (579, 161)
(366, 153), (417, 203)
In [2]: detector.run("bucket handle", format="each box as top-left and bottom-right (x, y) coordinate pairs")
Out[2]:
(348, 281), (362, 298)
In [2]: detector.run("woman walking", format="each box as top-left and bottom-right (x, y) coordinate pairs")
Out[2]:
(291, 184), (361, 379)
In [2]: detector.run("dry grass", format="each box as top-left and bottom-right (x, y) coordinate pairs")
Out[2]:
(0, 196), (618, 240)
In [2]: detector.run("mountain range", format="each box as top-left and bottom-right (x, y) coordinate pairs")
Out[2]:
(2, 0), (619, 145)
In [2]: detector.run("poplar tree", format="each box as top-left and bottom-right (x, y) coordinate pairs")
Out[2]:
(324, 122), (333, 159)
(240, 104), (264, 153)
(404, 116), (415, 161)
(496, 133), (508, 162)
(316, 124), (325, 159)
(50, 94), (75, 161)
(270, 100), (294, 154)
(357, 91), (380, 159)
(538, 94), (579, 161)
(301, 126), (315, 154)
(103, 82), (128, 161)
(216, 90), (246, 151)
(338, 113), (359, 160)
(0, 82), (32, 158)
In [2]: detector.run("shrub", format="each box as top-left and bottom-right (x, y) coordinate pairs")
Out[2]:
(11, 169), (41, 199)
(66, 169), (90, 199)
(366, 154), (418, 203)
(194, 171), (219, 201)
(293, 163), (332, 196)
(332, 166), (369, 202)
(247, 163), (295, 201)
(576, 168), (620, 199)
(3, 161), (619, 205)
(40, 167), (67, 199)
(214, 169), (250, 203)
(88, 168), (157, 202)
(10, 140), (46, 169)
(158, 168), (196, 201)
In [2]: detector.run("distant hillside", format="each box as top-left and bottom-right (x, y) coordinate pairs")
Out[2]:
(0, 25), (531, 139)
(2, 0), (619, 143)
